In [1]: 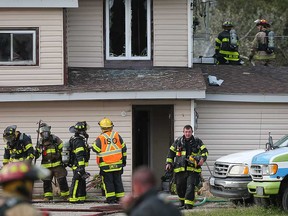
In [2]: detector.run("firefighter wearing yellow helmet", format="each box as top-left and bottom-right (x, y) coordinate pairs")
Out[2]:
(0, 161), (50, 216)
(92, 117), (127, 204)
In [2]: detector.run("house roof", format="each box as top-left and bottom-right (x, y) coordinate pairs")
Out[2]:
(0, 68), (206, 102)
(1, 65), (288, 103)
(197, 65), (288, 95)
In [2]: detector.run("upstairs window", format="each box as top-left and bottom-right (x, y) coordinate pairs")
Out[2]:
(0, 29), (37, 65)
(106, 0), (151, 60)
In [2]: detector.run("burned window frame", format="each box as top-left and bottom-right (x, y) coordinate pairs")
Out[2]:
(105, 0), (151, 60)
(0, 28), (38, 66)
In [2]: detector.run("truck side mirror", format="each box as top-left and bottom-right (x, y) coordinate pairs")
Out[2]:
(266, 142), (273, 151)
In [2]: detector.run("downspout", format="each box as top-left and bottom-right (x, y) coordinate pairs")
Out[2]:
(63, 8), (68, 86)
(188, 0), (193, 68)
(191, 100), (195, 131)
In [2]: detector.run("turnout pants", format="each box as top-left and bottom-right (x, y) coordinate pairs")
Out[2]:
(69, 169), (87, 203)
(42, 165), (69, 199)
(101, 169), (125, 203)
(175, 171), (200, 208)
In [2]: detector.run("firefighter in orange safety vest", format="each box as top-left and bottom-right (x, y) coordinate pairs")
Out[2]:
(92, 117), (127, 204)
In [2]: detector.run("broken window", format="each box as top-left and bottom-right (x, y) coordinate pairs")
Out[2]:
(0, 29), (37, 65)
(106, 0), (151, 60)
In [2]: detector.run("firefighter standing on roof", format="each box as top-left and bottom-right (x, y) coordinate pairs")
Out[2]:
(92, 117), (127, 204)
(166, 125), (208, 210)
(0, 161), (50, 216)
(249, 19), (276, 66)
(3, 125), (35, 165)
(214, 21), (242, 65)
(68, 121), (90, 203)
(34, 123), (69, 201)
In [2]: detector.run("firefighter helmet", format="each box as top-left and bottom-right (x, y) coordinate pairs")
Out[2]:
(98, 117), (114, 130)
(0, 162), (50, 184)
(3, 125), (17, 142)
(255, 19), (270, 28)
(222, 21), (234, 28)
(69, 121), (90, 133)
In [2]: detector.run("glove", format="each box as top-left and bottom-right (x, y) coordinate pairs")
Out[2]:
(123, 159), (126, 167)
(75, 167), (86, 180)
(34, 149), (41, 159)
(198, 158), (205, 166)
(165, 163), (172, 171)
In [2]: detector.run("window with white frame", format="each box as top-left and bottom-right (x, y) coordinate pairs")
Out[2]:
(106, 0), (151, 60)
(0, 29), (37, 65)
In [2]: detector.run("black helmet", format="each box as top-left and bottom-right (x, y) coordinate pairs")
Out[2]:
(69, 121), (90, 133)
(222, 21), (234, 28)
(3, 125), (17, 143)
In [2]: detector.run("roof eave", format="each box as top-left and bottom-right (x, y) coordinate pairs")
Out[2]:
(0, 90), (206, 102)
(0, 0), (78, 8)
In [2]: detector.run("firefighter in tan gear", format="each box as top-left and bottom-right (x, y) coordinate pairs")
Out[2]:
(3, 125), (35, 165)
(0, 161), (50, 216)
(249, 19), (276, 66)
(92, 117), (127, 204)
(34, 123), (69, 201)
(166, 125), (208, 210)
(68, 121), (90, 203)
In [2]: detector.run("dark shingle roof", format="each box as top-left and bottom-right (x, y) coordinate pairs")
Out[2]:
(197, 65), (288, 95)
(0, 68), (206, 93)
(1, 65), (288, 96)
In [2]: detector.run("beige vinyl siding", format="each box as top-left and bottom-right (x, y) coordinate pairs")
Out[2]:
(0, 100), (132, 196)
(0, 9), (64, 86)
(67, 0), (104, 67)
(153, 0), (188, 67)
(195, 101), (288, 179)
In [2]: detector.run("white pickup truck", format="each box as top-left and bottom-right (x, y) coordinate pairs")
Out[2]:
(209, 149), (265, 204)
(209, 134), (288, 204)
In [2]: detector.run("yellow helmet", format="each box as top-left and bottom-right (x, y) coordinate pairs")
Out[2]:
(98, 118), (114, 130)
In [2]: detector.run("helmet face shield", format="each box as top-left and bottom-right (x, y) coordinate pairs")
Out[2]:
(41, 131), (50, 140)
(3, 125), (17, 143)
(3, 133), (15, 142)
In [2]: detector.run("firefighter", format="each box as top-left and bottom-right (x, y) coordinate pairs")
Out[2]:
(214, 21), (242, 65)
(3, 125), (35, 166)
(34, 123), (69, 201)
(165, 125), (208, 209)
(0, 161), (50, 216)
(68, 121), (90, 203)
(92, 117), (127, 204)
(249, 19), (276, 66)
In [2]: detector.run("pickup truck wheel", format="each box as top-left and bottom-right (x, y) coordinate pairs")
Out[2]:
(254, 197), (262, 206)
(282, 187), (288, 211)
(254, 197), (270, 207)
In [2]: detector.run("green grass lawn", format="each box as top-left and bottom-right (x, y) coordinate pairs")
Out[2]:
(184, 206), (287, 216)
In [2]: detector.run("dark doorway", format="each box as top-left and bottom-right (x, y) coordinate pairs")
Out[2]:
(132, 105), (174, 186)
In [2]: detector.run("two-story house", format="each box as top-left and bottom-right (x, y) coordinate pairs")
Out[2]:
(1, 0), (288, 196)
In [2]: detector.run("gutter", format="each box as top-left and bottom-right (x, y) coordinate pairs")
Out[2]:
(0, 90), (206, 102)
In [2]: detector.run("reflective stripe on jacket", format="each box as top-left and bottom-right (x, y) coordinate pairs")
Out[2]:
(166, 136), (208, 173)
(92, 131), (127, 172)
